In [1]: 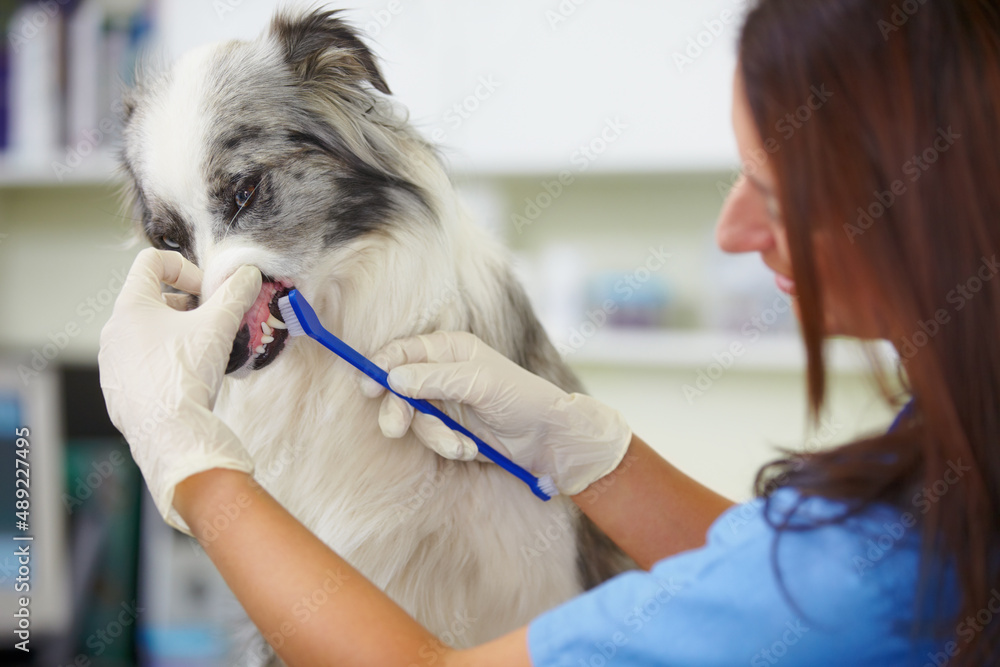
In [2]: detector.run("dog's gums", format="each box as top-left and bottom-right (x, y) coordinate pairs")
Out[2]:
(226, 276), (294, 374)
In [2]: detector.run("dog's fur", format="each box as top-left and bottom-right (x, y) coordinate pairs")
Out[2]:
(120, 8), (632, 665)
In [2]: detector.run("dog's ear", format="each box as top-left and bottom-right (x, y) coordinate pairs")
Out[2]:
(270, 9), (391, 96)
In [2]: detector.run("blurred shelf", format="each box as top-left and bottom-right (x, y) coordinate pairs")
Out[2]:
(561, 329), (898, 374)
(0, 150), (736, 190)
(0, 151), (121, 188)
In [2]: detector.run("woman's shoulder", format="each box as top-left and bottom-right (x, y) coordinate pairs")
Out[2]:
(689, 486), (952, 632)
(708, 486), (925, 579)
(530, 486), (953, 666)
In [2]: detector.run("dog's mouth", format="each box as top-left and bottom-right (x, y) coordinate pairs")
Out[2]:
(226, 274), (295, 374)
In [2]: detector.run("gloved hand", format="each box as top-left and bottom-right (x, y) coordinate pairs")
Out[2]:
(98, 248), (262, 534)
(360, 331), (632, 496)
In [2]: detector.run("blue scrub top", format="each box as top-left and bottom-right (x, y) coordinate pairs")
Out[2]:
(527, 400), (959, 666)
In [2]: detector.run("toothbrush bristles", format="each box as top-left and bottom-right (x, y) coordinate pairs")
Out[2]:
(538, 475), (559, 498)
(277, 296), (306, 337)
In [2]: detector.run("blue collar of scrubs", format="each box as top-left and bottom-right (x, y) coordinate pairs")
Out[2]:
(888, 398), (916, 433)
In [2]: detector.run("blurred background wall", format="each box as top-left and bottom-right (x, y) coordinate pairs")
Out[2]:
(0, 1), (903, 665)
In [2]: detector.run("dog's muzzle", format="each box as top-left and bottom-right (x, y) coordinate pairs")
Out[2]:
(226, 275), (295, 374)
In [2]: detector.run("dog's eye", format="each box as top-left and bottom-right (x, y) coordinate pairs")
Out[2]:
(162, 236), (181, 249)
(235, 185), (257, 209)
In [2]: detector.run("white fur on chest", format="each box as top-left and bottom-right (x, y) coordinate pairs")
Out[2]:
(215, 342), (582, 646)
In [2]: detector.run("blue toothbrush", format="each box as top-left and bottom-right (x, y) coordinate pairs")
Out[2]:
(277, 289), (556, 500)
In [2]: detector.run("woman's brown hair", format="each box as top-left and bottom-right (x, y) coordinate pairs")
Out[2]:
(741, 0), (1000, 662)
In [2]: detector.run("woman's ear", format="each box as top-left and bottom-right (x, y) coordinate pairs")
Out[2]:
(269, 8), (392, 96)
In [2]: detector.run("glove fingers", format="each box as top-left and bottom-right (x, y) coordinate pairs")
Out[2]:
(122, 248), (203, 306)
(378, 394), (415, 439)
(371, 331), (479, 371)
(202, 265), (263, 333)
(358, 375), (386, 399)
(387, 362), (476, 404)
(410, 412), (478, 461)
(162, 292), (192, 311)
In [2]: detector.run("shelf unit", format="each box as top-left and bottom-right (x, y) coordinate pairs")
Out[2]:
(0, 152), (121, 187)
(563, 328), (897, 373)
(0, 161), (900, 377)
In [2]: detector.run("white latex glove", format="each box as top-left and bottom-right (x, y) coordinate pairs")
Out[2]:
(98, 248), (262, 534)
(360, 331), (631, 496)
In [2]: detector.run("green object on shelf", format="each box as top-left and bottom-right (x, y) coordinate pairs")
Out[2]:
(64, 437), (142, 666)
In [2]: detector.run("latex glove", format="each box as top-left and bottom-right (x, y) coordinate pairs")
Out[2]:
(98, 248), (262, 534)
(360, 331), (631, 496)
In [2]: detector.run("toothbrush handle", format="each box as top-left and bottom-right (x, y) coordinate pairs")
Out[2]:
(398, 392), (552, 501)
(291, 297), (551, 500)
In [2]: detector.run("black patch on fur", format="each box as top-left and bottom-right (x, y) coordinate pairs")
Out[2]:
(285, 129), (339, 157)
(271, 9), (392, 95)
(129, 184), (199, 264)
(280, 128), (433, 247)
(217, 125), (263, 152)
(120, 153), (199, 263)
(147, 205), (196, 261)
(323, 169), (428, 247)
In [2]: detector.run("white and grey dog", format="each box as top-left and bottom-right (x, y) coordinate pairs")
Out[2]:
(120, 8), (631, 665)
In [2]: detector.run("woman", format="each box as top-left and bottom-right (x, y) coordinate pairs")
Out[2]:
(98, 0), (999, 664)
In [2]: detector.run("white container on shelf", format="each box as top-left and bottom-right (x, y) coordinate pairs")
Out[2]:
(7, 5), (63, 166)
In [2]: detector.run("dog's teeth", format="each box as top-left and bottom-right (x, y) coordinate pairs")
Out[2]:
(255, 345), (266, 354)
(261, 322), (273, 335)
(267, 314), (287, 330)
(261, 335), (274, 344)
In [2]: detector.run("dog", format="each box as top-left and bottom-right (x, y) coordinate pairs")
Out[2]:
(119, 8), (633, 665)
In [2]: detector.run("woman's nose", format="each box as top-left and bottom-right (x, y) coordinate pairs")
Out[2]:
(715, 177), (776, 255)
